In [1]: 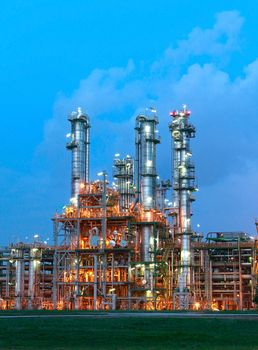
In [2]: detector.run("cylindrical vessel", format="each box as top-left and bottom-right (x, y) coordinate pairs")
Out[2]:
(169, 107), (196, 309)
(28, 247), (40, 310)
(15, 249), (24, 310)
(66, 108), (90, 206)
(135, 113), (160, 262)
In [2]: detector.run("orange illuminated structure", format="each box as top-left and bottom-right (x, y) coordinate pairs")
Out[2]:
(0, 106), (257, 311)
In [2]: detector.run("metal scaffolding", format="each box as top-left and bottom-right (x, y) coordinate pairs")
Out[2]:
(0, 106), (257, 311)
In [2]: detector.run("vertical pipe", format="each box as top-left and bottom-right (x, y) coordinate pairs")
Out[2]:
(128, 252), (131, 310)
(74, 252), (79, 310)
(85, 121), (90, 183)
(134, 119), (141, 207)
(53, 220), (58, 309)
(101, 172), (107, 249)
(94, 255), (97, 310)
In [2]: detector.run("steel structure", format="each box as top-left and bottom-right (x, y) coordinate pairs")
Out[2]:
(0, 105), (257, 311)
(113, 155), (135, 212)
(66, 107), (90, 206)
(169, 106), (196, 309)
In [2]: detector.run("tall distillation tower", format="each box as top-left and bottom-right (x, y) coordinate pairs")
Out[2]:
(135, 111), (160, 290)
(66, 107), (90, 206)
(169, 106), (196, 309)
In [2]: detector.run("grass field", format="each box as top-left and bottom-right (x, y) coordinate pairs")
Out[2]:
(0, 312), (258, 349)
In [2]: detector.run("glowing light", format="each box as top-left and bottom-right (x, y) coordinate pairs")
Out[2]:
(194, 302), (200, 310)
(169, 111), (177, 117)
(146, 160), (152, 167)
(97, 172), (103, 176)
(144, 125), (151, 133)
(114, 153), (120, 157)
(70, 197), (77, 205)
(181, 250), (190, 260)
(66, 133), (71, 138)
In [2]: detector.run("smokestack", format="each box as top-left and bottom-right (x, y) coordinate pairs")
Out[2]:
(66, 107), (90, 206)
(169, 105), (196, 309)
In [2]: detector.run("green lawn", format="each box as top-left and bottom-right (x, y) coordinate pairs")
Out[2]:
(0, 315), (258, 350)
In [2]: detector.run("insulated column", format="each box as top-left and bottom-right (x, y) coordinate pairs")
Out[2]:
(135, 112), (160, 292)
(169, 106), (196, 309)
(66, 107), (90, 206)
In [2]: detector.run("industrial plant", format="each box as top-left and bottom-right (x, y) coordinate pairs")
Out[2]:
(0, 106), (257, 311)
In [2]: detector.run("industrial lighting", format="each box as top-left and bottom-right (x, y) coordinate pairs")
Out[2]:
(114, 153), (120, 157)
(194, 302), (200, 310)
(66, 133), (71, 138)
(181, 250), (190, 260)
(34, 234), (39, 239)
(97, 172), (103, 176)
(70, 197), (76, 205)
(144, 125), (151, 133)
(146, 160), (152, 167)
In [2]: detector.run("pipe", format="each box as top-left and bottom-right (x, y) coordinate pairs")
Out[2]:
(94, 255), (97, 310)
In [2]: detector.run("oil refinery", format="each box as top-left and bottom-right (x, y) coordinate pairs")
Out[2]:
(0, 106), (257, 311)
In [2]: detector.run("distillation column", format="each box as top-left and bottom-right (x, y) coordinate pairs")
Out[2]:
(66, 107), (90, 206)
(169, 106), (196, 309)
(113, 156), (134, 212)
(28, 247), (41, 310)
(135, 113), (160, 289)
(14, 248), (24, 310)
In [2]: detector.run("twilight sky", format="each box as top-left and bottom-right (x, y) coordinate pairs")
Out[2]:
(1, 0), (258, 245)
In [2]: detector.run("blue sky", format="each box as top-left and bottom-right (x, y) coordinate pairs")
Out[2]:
(1, 0), (258, 244)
